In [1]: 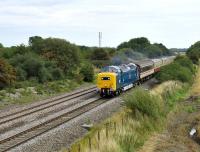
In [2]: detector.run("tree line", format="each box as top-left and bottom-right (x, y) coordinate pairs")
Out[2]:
(0, 36), (198, 89)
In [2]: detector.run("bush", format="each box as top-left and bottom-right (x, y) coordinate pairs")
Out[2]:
(156, 56), (195, 83)
(124, 87), (164, 119)
(50, 68), (64, 80)
(38, 67), (52, 83)
(9, 52), (54, 83)
(187, 41), (200, 64)
(0, 58), (16, 88)
(15, 67), (27, 81)
(91, 48), (110, 60)
(80, 63), (94, 82)
(175, 56), (195, 74)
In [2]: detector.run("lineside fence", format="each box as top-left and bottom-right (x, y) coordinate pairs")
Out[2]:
(67, 116), (127, 152)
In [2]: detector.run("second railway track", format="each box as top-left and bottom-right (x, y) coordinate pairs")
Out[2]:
(0, 86), (97, 125)
(0, 97), (107, 152)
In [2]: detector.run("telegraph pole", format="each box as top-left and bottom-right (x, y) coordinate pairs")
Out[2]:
(99, 32), (102, 48)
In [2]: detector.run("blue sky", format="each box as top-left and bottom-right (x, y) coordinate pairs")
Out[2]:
(0, 0), (200, 48)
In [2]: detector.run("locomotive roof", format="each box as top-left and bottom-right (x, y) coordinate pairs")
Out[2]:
(119, 64), (131, 72)
(101, 66), (121, 73)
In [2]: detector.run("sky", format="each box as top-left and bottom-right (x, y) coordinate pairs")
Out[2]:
(0, 0), (200, 48)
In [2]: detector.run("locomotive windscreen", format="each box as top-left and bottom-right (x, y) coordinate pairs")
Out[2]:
(101, 77), (110, 80)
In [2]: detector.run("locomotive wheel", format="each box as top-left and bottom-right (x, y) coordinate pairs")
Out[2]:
(114, 90), (120, 96)
(100, 93), (104, 97)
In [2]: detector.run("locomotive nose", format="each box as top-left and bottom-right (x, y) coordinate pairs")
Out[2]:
(97, 72), (117, 94)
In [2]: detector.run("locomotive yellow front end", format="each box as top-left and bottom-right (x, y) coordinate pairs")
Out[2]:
(97, 72), (117, 97)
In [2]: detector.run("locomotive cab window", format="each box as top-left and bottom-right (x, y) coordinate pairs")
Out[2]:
(101, 77), (110, 80)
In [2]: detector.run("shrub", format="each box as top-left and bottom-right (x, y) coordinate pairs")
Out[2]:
(50, 68), (64, 80)
(80, 63), (94, 82)
(187, 41), (200, 64)
(124, 87), (164, 119)
(175, 56), (195, 74)
(38, 67), (52, 83)
(9, 52), (55, 83)
(15, 67), (27, 81)
(156, 56), (195, 83)
(0, 58), (16, 88)
(91, 48), (110, 60)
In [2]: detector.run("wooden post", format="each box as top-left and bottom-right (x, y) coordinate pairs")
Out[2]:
(114, 122), (116, 133)
(97, 130), (100, 149)
(106, 123), (108, 139)
(78, 144), (81, 152)
(88, 137), (91, 151)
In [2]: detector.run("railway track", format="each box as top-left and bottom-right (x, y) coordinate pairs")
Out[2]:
(0, 97), (107, 152)
(0, 86), (97, 125)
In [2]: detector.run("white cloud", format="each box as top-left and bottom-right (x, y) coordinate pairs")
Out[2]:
(0, 0), (200, 47)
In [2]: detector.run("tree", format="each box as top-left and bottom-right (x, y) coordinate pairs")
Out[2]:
(0, 43), (3, 48)
(117, 37), (150, 51)
(187, 41), (200, 64)
(44, 38), (80, 75)
(91, 48), (110, 60)
(29, 36), (43, 53)
(144, 44), (162, 58)
(29, 37), (81, 75)
(80, 63), (94, 82)
(0, 58), (16, 88)
(154, 43), (171, 55)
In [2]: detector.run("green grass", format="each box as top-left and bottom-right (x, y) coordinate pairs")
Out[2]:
(124, 87), (165, 119)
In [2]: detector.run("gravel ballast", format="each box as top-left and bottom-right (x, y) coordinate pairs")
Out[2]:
(10, 97), (123, 152)
(2, 79), (156, 152)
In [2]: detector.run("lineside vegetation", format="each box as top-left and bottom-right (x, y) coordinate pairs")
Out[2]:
(64, 54), (198, 152)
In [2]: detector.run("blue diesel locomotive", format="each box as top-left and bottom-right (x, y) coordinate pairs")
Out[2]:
(97, 63), (139, 97)
(97, 56), (175, 97)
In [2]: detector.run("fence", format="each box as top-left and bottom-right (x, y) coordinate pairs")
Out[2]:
(67, 116), (127, 152)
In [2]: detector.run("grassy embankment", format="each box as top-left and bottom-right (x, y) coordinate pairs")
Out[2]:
(61, 82), (188, 152)
(60, 56), (195, 152)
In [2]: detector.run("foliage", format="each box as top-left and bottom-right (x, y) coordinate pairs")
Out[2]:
(117, 37), (172, 58)
(0, 58), (16, 88)
(154, 43), (171, 55)
(144, 44), (162, 58)
(117, 37), (150, 51)
(0, 36), (85, 86)
(29, 36), (81, 75)
(156, 56), (195, 83)
(91, 48), (110, 60)
(0, 43), (3, 48)
(80, 63), (94, 82)
(124, 87), (164, 119)
(187, 41), (200, 64)
(9, 52), (53, 83)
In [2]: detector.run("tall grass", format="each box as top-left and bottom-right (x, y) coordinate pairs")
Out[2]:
(124, 87), (165, 119)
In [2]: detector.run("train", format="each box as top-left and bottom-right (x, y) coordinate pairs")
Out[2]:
(97, 56), (175, 97)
